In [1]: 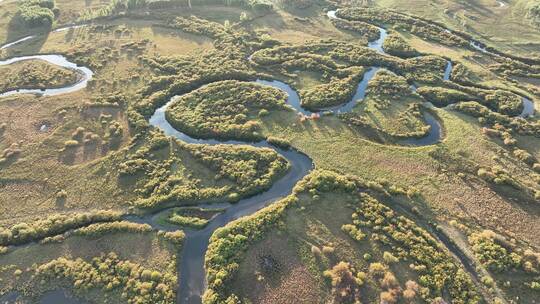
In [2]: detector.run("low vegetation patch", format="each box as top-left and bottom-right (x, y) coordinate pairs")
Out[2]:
(34, 252), (177, 304)
(165, 80), (289, 141)
(299, 67), (365, 110)
(0, 211), (122, 247)
(73, 221), (153, 238)
(118, 132), (289, 210)
(160, 207), (222, 229)
(0, 60), (81, 94)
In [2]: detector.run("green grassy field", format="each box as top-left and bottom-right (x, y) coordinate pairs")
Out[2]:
(0, 0), (539, 303)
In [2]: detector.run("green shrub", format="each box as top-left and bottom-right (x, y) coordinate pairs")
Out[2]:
(342, 224), (366, 241)
(18, 0), (56, 27)
(383, 251), (399, 264)
(513, 149), (535, 165)
(158, 230), (185, 246)
(64, 140), (80, 148)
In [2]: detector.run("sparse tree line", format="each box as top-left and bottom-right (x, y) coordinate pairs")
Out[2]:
(59, 117), (125, 158)
(83, 0), (272, 21)
(0, 211), (123, 247)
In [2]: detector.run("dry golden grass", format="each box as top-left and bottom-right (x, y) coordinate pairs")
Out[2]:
(231, 232), (328, 304)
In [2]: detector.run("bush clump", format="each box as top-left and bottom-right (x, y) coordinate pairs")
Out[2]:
(323, 261), (362, 303)
(469, 230), (520, 273)
(266, 136), (291, 150)
(167, 213), (208, 229)
(18, 0), (56, 27)
(73, 221), (152, 237)
(158, 230), (185, 246)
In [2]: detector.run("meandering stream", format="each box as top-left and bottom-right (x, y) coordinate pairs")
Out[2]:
(0, 8), (535, 304)
(0, 55), (93, 98)
(147, 12), (441, 304)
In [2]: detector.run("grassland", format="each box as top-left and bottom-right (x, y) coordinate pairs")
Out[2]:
(0, 226), (181, 303)
(375, 0), (540, 57)
(0, 0), (539, 303)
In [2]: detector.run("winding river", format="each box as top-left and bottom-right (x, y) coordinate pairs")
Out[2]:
(0, 8), (535, 304)
(149, 12), (442, 304)
(0, 55), (93, 98)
